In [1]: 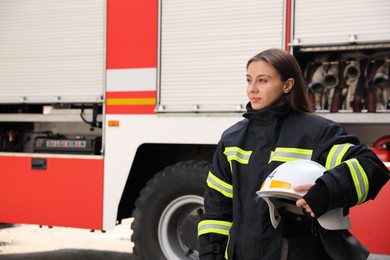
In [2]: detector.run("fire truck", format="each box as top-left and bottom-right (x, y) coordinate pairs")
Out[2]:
(0, 0), (389, 259)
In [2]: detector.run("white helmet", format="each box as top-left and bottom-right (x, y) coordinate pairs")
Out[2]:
(256, 159), (351, 230)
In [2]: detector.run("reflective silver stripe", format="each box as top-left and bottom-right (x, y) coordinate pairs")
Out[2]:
(269, 147), (313, 163)
(325, 143), (354, 170)
(344, 159), (369, 204)
(198, 220), (232, 236)
(224, 147), (252, 164)
(224, 147), (252, 174)
(207, 171), (233, 198)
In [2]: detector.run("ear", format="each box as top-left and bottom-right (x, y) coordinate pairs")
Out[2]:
(283, 78), (295, 94)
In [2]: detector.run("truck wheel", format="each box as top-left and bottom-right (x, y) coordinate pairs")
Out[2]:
(131, 161), (209, 260)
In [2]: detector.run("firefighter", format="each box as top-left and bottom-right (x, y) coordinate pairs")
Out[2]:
(197, 48), (390, 259)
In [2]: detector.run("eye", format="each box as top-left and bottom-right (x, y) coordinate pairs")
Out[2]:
(258, 78), (267, 83)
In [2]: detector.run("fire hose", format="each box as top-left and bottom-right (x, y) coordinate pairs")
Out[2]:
(365, 60), (384, 112)
(330, 62), (346, 113)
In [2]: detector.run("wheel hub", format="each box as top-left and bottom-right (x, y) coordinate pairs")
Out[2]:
(158, 195), (204, 260)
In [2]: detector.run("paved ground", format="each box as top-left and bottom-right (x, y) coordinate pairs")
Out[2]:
(1, 219), (389, 260)
(0, 218), (136, 259)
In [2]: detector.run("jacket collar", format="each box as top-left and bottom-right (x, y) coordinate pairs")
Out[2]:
(243, 101), (291, 123)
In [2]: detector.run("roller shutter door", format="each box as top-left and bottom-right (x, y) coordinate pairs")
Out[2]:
(159, 0), (285, 112)
(0, 0), (105, 103)
(293, 0), (390, 46)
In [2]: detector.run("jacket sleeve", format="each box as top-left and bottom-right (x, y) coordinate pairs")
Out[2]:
(198, 139), (233, 259)
(305, 120), (390, 216)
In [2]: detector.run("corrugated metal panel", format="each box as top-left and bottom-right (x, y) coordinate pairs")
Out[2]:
(0, 0), (105, 103)
(294, 0), (390, 46)
(159, 0), (284, 112)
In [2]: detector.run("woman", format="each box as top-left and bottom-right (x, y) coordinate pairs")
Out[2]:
(198, 48), (389, 259)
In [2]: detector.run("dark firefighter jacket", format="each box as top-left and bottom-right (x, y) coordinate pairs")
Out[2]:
(198, 102), (390, 260)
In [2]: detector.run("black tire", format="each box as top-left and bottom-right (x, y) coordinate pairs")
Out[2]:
(131, 161), (209, 260)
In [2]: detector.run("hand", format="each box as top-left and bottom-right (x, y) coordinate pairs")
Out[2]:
(294, 184), (316, 218)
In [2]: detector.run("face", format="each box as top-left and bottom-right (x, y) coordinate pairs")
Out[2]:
(246, 60), (293, 110)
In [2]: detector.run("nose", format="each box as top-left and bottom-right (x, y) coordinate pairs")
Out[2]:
(248, 81), (258, 93)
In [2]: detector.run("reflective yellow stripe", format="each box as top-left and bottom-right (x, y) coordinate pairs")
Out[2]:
(225, 235), (231, 259)
(198, 220), (232, 236)
(207, 172), (233, 198)
(224, 147), (252, 164)
(269, 147), (313, 163)
(344, 159), (369, 204)
(270, 151), (275, 161)
(224, 147), (252, 174)
(325, 143), (354, 170)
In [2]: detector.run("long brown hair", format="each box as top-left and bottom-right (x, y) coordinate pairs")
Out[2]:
(246, 48), (311, 113)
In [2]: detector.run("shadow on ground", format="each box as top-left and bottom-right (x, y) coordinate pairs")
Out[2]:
(0, 249), (136, 260)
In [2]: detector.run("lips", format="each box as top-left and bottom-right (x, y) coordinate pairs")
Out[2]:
(250, 97), (261, 102)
